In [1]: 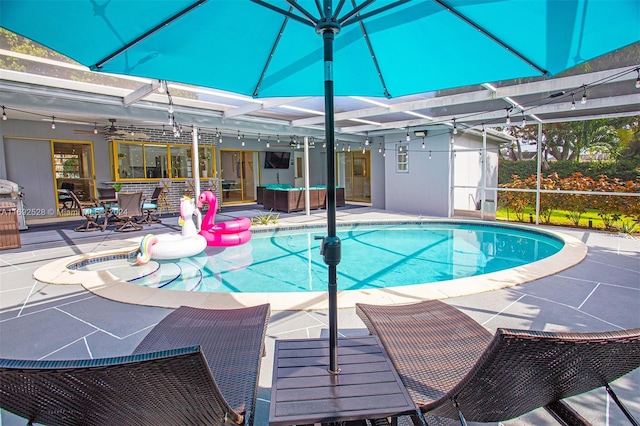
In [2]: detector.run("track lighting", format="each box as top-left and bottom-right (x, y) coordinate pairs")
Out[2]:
(237, 130), (241, 140)
(51, 116), (56, 129)
(266, 136), (270, 148)
(378, 143), (382, 153)
(93, 122), (98, 134)
(581, 88), (587, 104)
(162, 125), (166, 136)
(571, 94), (576, 110)
(277, 135), (280, 143)
(365, 132), (370, 146)
(241, 134), (245, 146)
(347, 144), (350, 152)
(406, 126), (410, 142)
(1, 106), (6, 121)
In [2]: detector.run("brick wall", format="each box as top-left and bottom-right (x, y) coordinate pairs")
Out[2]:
(107, 126), (221, 214)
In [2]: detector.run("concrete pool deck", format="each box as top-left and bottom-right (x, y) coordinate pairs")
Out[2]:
(1, 206), (639, 425)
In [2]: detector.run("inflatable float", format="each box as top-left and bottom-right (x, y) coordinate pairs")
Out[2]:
(137, 196), (207, 264)
(197, 190), (252, 246)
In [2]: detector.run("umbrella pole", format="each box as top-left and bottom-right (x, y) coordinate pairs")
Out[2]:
(320, 21), (341, 375)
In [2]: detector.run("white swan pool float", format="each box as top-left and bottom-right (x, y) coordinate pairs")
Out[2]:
(136, 195), (207, 264)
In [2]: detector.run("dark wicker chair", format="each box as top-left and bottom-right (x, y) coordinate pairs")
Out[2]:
(356, 300), (640, 426)
(0, 304), (270, 426)
(113, 191), (143, 232)
(138, 186), (164, 225)
(63, 189), (106, 232)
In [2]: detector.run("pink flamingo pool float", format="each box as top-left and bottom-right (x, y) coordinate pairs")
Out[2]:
(197, 190), (252, 246)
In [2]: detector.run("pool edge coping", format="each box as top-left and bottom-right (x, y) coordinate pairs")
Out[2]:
(32, 219), (588, 311)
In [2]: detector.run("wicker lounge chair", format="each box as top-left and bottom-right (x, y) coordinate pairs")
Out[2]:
(356, 300), (640, 425)
(0, 304), (270, 426)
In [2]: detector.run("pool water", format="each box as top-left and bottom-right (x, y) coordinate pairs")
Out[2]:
(88, 223), (564, 293)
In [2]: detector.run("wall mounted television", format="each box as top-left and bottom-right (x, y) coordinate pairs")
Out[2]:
(264, 151), (291, 169)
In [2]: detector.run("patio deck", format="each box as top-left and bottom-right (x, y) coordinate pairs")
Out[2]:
(1, 206), (638, 425)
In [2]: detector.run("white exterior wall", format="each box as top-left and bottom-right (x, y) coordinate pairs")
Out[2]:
(384, 126), (502, 217)
(384, 129), (451, 216)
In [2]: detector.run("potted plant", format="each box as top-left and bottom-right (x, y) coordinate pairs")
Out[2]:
(113, 183), (122, 199)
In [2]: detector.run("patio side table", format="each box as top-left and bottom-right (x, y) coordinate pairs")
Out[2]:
(269, 336), (419, 426)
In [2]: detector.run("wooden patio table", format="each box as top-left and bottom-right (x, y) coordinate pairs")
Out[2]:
(269, 336), (419, 426)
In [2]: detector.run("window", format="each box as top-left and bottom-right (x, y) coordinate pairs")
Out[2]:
(116, 143), (144, 179)
(396, 143), (408, 172)
(198, 147), (215, 178)
(144, 144), (169, 179)
(113, 141), (216, 181)
(170, 145), (191, 178)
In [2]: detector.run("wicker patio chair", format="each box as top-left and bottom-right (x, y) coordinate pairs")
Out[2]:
(63, 189), (106, 232)
(0, 304), (270, 426)
(113, 191), (143, 232)
(356, 300), (640, 426)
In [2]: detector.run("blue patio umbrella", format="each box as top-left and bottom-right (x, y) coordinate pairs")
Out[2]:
(2, 0), (638, 372)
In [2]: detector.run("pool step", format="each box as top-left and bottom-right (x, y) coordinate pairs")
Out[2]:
(130, 259), (204, 291)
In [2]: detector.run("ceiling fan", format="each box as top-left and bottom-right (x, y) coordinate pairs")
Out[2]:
(74, 119), (149, 139)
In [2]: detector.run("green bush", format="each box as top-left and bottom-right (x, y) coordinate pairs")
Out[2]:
(499, 158), (640, 183)
(499, 172), (640, 230)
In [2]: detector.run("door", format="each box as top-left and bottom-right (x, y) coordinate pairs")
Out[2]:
(53, 141), (96, 216)
(220, 150), (258, 204)
(338, 151), (371, 203)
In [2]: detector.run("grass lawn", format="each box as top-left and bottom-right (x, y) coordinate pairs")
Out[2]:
(496, 207), (638, 233)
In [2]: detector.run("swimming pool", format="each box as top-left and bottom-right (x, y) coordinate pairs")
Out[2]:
(71, 222), (564, 293)
(36, 219), (586, 310)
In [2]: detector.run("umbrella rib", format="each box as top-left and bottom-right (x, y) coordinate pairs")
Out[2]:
(92, 0), (207, 70)
(332, 0), (347, 20)
(286, 0), (320, 25)
(339, 0), (374, 26)
(433, 0), (548, 76)
(341, 0), (410, 27)
(252, 9), (293, 97)
(251, 0), (316, 27)
(354, 3), (392, 98)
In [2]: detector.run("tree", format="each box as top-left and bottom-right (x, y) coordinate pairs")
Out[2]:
(535, 119), (619, 162)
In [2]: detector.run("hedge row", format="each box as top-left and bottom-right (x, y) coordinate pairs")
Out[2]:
(498, 173), (640, 230)
(498, 158), (640, 183)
